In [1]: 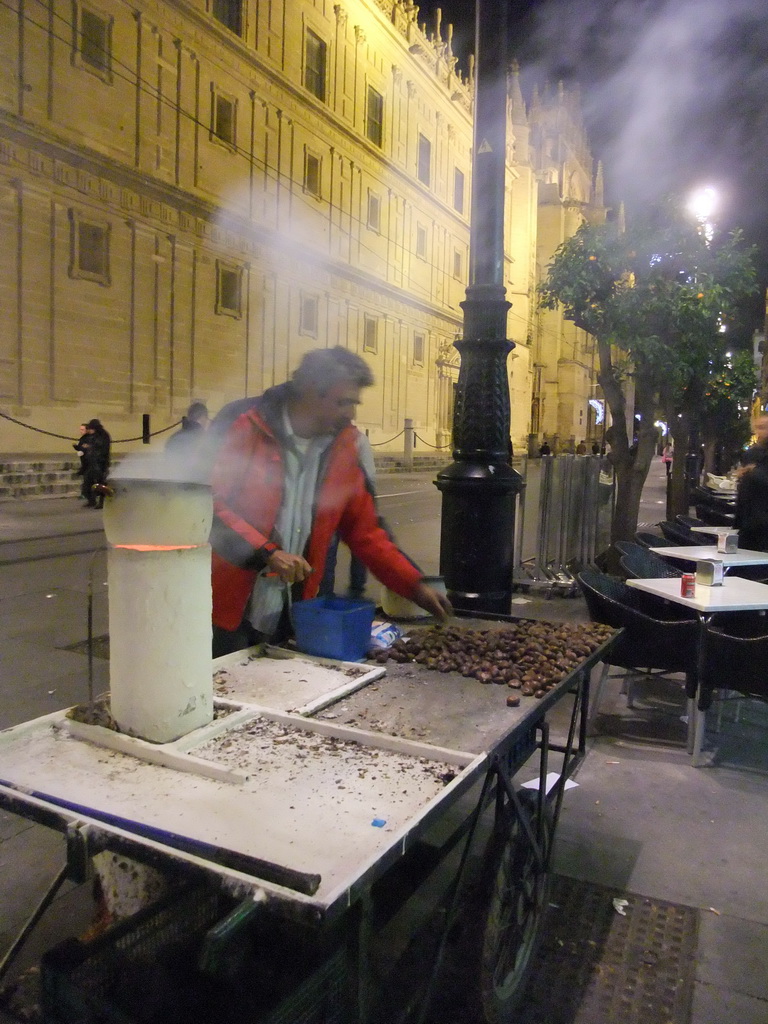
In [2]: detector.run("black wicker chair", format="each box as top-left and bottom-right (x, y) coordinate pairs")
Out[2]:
(613, 540), (636, 557)
(691, 612), (768, 764)
(617, 543), (684, 580)
(577, 570), (699, 720)
(634, 531), (675, 549)
(699, 613), (768, 712)
(676, 515), (706, 529)
(692, 486), (736, 527)
(659, 521), (700, 546)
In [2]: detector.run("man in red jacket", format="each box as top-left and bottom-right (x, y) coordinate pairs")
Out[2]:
(209, 346), (452, 656)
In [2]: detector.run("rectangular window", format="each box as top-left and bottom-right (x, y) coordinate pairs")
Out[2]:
(73, 4), (112, 79)
(216, 261), (243, 317)
(211, 91), (236, 147)
(363, 315), (378, 354)
(417, 133), (431, 186)
(453, 249), (463, 279)
(299, 294), (319, 337)
(304, 151), (321, 197)
(416, 223), (427, 260)
(211, 0), (242, 35)
(367, 191), (381, 232)
(304, 29), (327, 102)
(366, 86), (383, 147)
(413, 332), (425, 365)
(453, 167), (465, 213)
(68, 209), (110, 285)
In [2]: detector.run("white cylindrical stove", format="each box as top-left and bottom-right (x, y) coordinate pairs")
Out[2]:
(104, 477), (214, 743)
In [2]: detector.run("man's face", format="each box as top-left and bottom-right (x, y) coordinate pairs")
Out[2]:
(755, 416), (768, 445)
(311, 382), (361, 435)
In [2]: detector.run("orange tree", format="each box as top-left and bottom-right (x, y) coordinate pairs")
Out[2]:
(540, 209), (757, 544)
(698, 350), (757, 476)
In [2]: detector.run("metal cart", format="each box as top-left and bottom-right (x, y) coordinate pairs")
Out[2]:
(0, 616), (616, 1024)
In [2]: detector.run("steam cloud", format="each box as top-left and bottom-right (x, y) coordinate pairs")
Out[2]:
(520, 0), (768, 230)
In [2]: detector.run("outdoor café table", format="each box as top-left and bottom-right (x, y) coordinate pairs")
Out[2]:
(690, 525), (737, 535)
(626, 576), (768, 765)
(689, 525), (738, 542)
(649, 545), (768, 573)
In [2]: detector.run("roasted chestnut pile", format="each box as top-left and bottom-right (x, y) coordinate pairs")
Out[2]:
(369, 621), (614, 701)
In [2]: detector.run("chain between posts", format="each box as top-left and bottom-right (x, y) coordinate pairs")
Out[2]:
(0, 410), (181, 443)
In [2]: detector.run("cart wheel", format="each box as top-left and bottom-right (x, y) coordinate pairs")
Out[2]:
(465, 795), (553, 1024)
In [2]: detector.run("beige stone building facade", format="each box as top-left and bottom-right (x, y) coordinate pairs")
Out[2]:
(530, 83), (607, 453)
(0, 0), (601, 457)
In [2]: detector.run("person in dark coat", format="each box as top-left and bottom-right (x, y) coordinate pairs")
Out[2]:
(165, 402), (210, 454)
(735, 414), (768, 551)
(81, 419), (111, 508)
(165, 402), (210, 481)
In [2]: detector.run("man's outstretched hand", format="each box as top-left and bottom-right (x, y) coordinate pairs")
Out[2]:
(411, 581), (453, 622)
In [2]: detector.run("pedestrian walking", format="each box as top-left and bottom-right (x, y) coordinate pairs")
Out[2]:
(81, 419), (111, 508)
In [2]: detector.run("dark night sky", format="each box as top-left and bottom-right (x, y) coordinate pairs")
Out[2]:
(415, 0), (768, 329)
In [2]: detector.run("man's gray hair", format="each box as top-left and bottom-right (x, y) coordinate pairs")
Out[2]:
(291, 346), (374, 395)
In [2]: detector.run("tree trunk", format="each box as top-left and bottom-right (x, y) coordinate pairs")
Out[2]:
(669, 408), (693, 518)
(596, 339), (659, 562)
(610, 384), (658, 545)
(702, 437), (717, 478)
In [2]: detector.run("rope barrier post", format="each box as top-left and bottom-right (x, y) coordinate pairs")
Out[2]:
(142, 414), (151, 444)
(404, 418), (414, 471)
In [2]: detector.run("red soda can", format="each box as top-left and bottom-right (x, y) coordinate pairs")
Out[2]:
(680, 573), (695, 598)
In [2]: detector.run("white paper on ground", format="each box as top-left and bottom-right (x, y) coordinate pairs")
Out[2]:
(521, 772), (578, 795)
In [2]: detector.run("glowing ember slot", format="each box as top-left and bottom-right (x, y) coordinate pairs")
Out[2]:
(113, 544), (201, 551)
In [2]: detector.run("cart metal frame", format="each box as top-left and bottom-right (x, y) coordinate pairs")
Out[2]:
(0, 624), (616, 1024)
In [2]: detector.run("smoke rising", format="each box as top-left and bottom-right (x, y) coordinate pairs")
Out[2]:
(520, 0), (768, 231)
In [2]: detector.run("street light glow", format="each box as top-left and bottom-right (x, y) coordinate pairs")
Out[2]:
(688, 186), (717, 243)
(688, 186), (717, 221)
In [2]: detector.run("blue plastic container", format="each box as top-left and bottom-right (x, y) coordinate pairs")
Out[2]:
(292, 596), (376, 662)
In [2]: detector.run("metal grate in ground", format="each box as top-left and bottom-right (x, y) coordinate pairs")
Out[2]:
(518, 874), (698, 1024)
(61, 635), (110, 660)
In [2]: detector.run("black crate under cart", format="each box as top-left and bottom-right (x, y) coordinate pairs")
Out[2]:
(0, 614), (617, 1024)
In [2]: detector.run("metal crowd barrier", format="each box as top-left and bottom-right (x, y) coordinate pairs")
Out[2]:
(512, 455), (615, 597)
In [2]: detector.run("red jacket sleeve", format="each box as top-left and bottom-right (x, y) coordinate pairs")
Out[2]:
(336, 467), (423, 600)
(211, 412), (281, 564)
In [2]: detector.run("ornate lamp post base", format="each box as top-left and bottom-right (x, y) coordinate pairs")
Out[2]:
(436, 324), (522, 615)
(436, 459), (522, 615)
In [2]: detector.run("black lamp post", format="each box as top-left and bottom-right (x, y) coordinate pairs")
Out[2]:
(435, 0), (522, 615)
